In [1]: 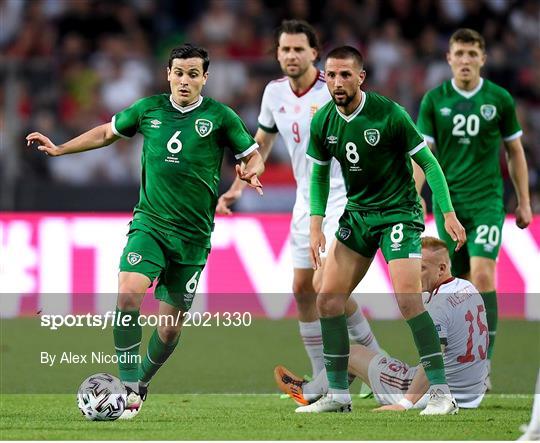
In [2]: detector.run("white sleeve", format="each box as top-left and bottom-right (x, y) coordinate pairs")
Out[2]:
(257, 86), (277, 133)
(428, 301), (449, 343)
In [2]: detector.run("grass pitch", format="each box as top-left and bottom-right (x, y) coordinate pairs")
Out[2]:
(1, 318), (538, 440)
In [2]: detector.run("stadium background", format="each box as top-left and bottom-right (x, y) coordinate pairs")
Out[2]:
(1, 0), (538, 319)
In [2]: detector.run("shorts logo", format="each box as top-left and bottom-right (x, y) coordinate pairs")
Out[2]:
(391, 242), (401, 251)
(195, 119), (213, 137)
(480, 104), (496, 121)
(364, 129), (380, 146)
(127, 252), (142, 265)
(338, 227), (352, 241)
(183, 292), (195, 304)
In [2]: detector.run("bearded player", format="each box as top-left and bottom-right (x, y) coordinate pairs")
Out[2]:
(217, 21), (381, 380)
(414, 29), (532, 389)
(299, 46), (466, 414)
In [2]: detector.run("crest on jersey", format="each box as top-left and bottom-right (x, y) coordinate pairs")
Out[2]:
(195, 119), (213, 137)
(127, 252), (142, 266)
(364, 129), (380, 146)
(338, 227), (352, 241)
(480, 104), (496, 121)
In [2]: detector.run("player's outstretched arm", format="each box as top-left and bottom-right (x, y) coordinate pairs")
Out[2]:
(236, 150), (264, 196)
(216, 129), (276, 214)
(373, 366), (430, 412)
(26, 123), (120, 157)
(412, 146), (466, 251)
(505, 138), (532, 229)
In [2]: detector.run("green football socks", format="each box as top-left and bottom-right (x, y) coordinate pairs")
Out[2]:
(139, 328), (179, 384)
(320, 315), (349, 390)
(480, 291), (498, 359)
(113, 308), (142, 383)
(407, 311), (447, 386)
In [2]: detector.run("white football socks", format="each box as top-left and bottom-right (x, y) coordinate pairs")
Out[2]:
(346, 308), (381, 352)
(299, 320), (325, 377)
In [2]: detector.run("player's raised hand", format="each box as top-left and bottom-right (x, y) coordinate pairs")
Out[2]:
(515, 203), (532, 229)
(443, 212), (466, 251)
(26, 132), (62, 156)
(372, 404), (406, 412)
(216, 189), (242, 215)
(235, 164), (263, 195)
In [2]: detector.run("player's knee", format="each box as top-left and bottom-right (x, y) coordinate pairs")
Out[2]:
(157, 324), (181, 344)
(292, 277), (315, 296)
(395, 294), (424, 320)
(471, 268), (495, 292)
(117, 287), (143, 311)
(317, 294), (343, 317)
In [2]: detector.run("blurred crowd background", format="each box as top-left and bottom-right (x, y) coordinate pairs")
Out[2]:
(1, 0), (539, 213)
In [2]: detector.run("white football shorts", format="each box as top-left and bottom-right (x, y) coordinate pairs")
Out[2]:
(290, 193), (346, 269)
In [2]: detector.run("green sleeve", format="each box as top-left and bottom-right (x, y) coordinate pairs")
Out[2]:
(412, 147), (454, 213)
(306, 117), (332, 165)
(112, 98), (145, 138)
(499, 91), (522, 141)
(416, 93), (435, 143)
(391, 104), (426, 155)
(310, 162), (330, 217)
(222, 106), (258, 160)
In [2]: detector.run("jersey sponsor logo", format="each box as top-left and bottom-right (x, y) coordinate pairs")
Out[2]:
(338, 227), (352, 241)
(127, 252), (142, 265)
(440, 107), (452, 116)
(327, 135), (338, 144)
(195, 119), (213, 137)
(150, 119), (162, 128)
(480, 104), (496, 121)
(364, 129), (380, 146)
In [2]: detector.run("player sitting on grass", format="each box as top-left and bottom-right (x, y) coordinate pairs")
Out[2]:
(276, 236), (488, 413)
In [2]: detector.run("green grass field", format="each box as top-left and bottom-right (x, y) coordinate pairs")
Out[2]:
(1, 317), (538, 440)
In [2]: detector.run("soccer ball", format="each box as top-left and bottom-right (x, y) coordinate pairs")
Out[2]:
(77, 373), (127, 421)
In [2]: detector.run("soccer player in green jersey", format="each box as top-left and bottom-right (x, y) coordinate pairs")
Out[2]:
(26, 44), (264, 419)
(415, 29), (532, 389)
(295, 46), (466, 415)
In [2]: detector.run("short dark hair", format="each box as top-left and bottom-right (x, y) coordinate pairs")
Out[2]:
(168, 44), (210, 73)
(326, 46), (364, 69)
(275, 19), (320, 54)
(449, 28), (485, 52)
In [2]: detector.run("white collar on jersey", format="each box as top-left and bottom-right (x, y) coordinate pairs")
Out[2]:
(335, 90), (366, 122)
(169, 94), (203, 113)
(451, 77), (484, 99)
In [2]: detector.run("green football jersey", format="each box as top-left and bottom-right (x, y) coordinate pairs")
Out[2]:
(307, 91), (425, 211)
(417, 78), (522, 210)
(112, 94), (257, 247)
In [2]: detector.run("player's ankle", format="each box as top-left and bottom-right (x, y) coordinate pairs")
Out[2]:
(328, 388), (351, 404)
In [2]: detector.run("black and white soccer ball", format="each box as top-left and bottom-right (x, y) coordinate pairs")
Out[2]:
(77, 373), (127, 421)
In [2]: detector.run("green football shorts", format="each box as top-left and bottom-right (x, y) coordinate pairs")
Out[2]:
(119, 221), (209, 311)
(335, 205), (424, 262)
(434, 202), (505, 277)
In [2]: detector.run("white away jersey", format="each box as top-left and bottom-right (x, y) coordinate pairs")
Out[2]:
(258, 72), (346, 204)
(426, 278), (489, 406)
